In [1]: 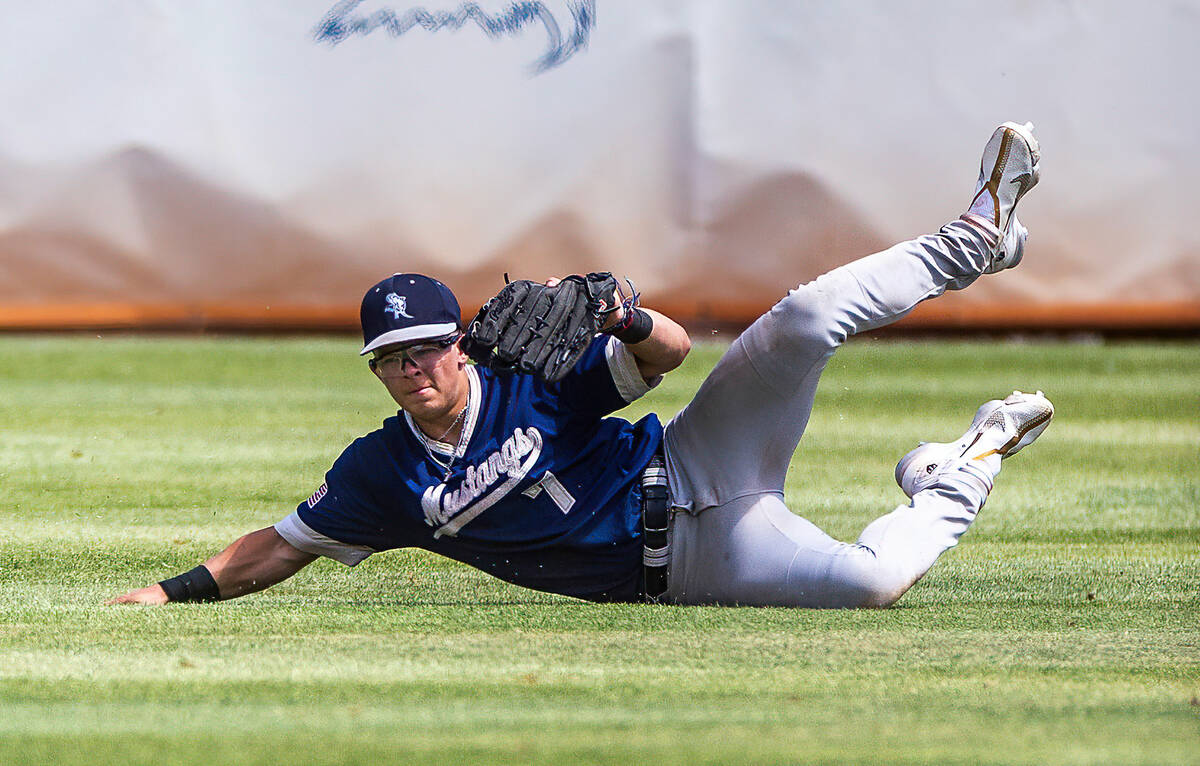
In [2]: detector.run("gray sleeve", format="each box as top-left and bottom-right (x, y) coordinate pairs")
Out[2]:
(275, 511), (375, 566)
(603, 335), (662, 402)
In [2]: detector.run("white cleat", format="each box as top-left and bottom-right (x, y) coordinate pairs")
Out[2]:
(895, 390), (1054, 499)
(962, 121), (1041, 273)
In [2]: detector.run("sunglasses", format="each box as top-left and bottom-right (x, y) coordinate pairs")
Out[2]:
(369, 336), (460, 377)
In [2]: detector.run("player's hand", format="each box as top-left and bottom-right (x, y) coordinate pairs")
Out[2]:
(105, 583), (169, 606)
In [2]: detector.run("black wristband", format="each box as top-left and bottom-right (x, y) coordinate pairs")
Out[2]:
(158, 565), (221, 603)
(612, 307), (653, 344)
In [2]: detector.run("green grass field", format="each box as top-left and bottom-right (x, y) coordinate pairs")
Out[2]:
(1, 335), (1197, 765)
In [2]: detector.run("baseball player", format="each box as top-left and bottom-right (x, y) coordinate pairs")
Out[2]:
(108, 122), (1053, 608)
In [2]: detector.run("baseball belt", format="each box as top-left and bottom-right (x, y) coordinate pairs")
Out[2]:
(640, 450), (670, 603)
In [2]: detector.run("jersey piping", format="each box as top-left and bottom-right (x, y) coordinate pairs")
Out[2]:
(275, 511), (375, 566)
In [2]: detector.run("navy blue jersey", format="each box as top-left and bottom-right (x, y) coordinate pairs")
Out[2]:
(277, 337), (663, 602)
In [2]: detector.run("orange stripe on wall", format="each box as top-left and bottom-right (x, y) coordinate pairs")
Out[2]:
(647, 300), (1200, 332)
(900, 301), (1200, 330)
(0, 304), (360, 330)
(0, 301), (1198, 332)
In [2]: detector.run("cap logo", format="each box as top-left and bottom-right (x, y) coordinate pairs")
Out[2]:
(384, 293), (413, 319)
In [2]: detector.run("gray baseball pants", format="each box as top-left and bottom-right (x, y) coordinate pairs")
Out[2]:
(661, 219), (1003, 607)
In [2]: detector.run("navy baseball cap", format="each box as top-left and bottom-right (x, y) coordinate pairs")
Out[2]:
(359, 273), (462, 355)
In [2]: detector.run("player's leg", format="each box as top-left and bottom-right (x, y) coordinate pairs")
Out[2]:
(666, 391), (1053, 607)
(667, 492), (957, 608)
(664, 123), (1040, 513)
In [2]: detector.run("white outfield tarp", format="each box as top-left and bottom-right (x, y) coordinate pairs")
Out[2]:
(0, 0), (1197, 328)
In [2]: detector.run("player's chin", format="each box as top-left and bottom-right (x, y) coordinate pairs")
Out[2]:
(397, 386), (443, 414)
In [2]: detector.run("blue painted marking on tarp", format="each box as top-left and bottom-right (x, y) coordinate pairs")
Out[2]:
(313, 1), (596, 74)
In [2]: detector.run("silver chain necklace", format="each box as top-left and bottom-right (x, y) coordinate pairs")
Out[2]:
(422, 389), (470, 479)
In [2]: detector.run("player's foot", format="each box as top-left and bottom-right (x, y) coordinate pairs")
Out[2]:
(962, 121), (1041, 273)
(895, 390), (1054, 498)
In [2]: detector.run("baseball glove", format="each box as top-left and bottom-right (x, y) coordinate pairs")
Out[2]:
(462, 272), (620, 382)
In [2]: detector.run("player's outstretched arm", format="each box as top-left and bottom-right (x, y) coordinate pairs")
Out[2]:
(105, 527), (318, 605)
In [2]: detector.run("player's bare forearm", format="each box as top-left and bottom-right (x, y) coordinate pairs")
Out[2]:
(105, 527), (317, 605)
(203, 527), (318, 599)
(620, 308), (691, 379)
